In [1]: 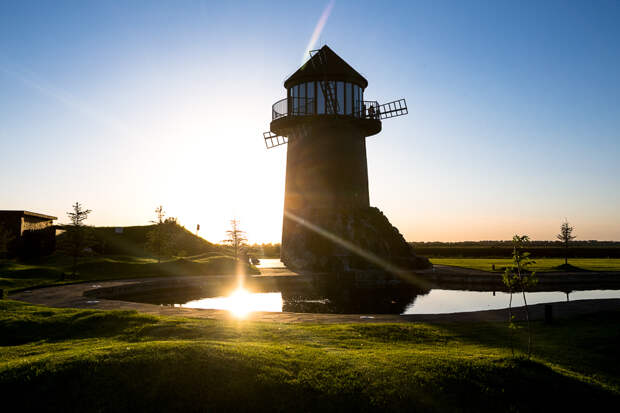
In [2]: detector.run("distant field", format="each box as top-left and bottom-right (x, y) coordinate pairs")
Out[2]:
(412, 244), (620, 258)
(430, 258), (620, 272)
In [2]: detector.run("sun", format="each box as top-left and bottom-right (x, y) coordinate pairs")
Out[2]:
(225, 288), (283, 318)
(227, 288), (254, 318)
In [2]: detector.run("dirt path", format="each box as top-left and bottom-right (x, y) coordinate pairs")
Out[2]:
(9, 277), (620, 324)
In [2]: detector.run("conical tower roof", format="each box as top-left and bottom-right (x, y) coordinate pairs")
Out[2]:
(284, 45), (368, 89)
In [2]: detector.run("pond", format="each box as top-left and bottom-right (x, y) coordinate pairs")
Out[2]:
(255, 258), (286, 268)
(101, 259), (620, 317)
(168, 286), (620, 316)
(404, 288), (620, 314)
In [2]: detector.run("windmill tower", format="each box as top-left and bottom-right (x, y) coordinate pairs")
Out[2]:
(264, 45), (428, 273)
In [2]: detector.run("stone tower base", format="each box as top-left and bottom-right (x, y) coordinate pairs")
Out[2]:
(281, 207), (431, 273)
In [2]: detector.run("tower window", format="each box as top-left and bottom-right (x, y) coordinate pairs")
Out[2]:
(307, 81), (315, 115)
(299, 83), (306, 115)
(337, 81), (345, 115)
(345, 83), (352, 115)
(353, 84), (360, 117)
(317, 82), (325, 114)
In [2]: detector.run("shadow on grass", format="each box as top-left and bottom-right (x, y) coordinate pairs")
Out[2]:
(553, 263), (589, 272)
(1, 342), (618, 412)
(1, 267), (65, 279)
(431, 311), (620, 393)
(0, 301), (160, 346)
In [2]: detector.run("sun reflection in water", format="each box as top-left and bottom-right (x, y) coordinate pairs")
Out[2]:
(182, 288), (283, 318)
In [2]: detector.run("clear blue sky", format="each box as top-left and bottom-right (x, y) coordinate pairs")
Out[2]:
(1, 0), (619, 242)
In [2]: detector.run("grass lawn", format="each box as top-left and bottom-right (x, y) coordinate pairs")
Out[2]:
(430, 258), (620, 273)
(0, 300), (619, 411)
(0, 253), (256, 293)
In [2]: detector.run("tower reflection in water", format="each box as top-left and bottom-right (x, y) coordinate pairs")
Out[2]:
(133, 277), (430, 316)
(173, 280), (429, 317)
(281, 278), (429, 314)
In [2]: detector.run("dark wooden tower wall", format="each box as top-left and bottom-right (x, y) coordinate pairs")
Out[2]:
(284, 119), (370, 212)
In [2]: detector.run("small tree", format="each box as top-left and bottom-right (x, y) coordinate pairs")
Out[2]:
(223, 218), (247, 260)
(146, 206), (174, 263)
(64, 202), (93, 278)
(502, 234), (538, 358)
(557, 219), (576, 265)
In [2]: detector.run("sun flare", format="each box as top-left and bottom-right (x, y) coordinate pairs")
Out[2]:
(228, 288), (254, 318)
(227, 288), (284, 318)
(182, 288), (284, 318)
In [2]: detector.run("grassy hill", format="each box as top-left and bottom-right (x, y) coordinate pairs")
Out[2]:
(0, 224), (257, 292)
(1, 300), (618, 411)
(58, 224), (224, 257)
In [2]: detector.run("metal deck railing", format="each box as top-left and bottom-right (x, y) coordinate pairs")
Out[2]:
(272, 98), (382, 121)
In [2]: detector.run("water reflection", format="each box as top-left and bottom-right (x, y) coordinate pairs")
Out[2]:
(405, 289), (620, 314)
(174, 287), (620, 316)
(282, 281), (428, 314)
(175, 283), (427, 315)
(111, 278), (620, 316)
(180, 289), (283, 317)
(256, 258), (286, 268)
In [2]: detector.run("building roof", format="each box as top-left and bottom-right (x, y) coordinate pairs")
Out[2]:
(284, 45), (368, 89)
(0, 210), (58, 220)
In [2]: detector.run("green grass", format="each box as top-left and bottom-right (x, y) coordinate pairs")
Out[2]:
(430, 258), (620, 273)
(0, 254), (258, 292)
(0, 299), (619, 411)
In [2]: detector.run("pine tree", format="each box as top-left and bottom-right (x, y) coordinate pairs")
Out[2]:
(223, 218), (247, 260)
(146, 205), (174, 263)
(63, 202), (93, 278)
(556, 219), (576, 265)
